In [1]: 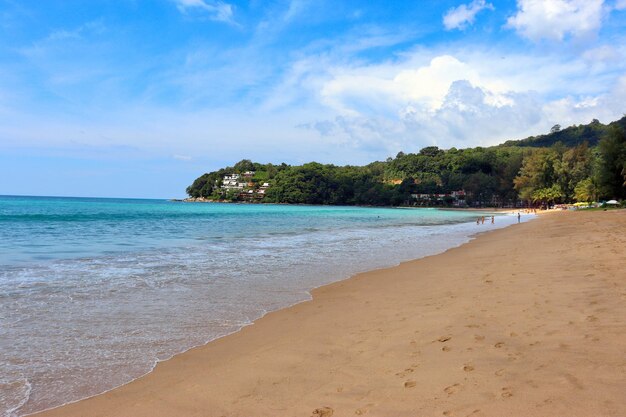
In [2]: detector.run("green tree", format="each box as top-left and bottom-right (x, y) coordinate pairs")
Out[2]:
(463, 172), (497, 206)
(513, 148), (558, 203)
(574, 178), (599, 202)
(531, 185), (564, 205)
(233, 159), (255, 173)
(553, 142), (594, 200)
(596, 126), (626, 199)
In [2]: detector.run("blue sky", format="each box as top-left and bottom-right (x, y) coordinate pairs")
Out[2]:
(1, 0), (625, 198)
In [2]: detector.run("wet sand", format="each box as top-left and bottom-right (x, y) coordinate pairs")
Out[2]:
(32, 210), (626, 417)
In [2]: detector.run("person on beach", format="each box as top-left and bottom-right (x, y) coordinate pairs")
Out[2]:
(491, 216), (494, 224)
(477, 218), (480, 225)
(481, 216), (485, 224)
(517, 212), (521, 223)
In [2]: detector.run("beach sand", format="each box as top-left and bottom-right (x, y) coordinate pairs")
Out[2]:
(32, 210), (626, 417)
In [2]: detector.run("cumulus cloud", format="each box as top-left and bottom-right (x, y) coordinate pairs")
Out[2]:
(318, 55), (482, 117)
(307, 80), (544, 151)
(506, 0), (605, 42)
(291, 45), (626, 153)
(306, 74), (626, 153)
(443, 0), (494, 30)
(403, 81), (543, 146)
(174, 0), (235, 23)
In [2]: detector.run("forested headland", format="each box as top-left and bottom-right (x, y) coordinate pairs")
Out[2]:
(186, 116), (626, 207)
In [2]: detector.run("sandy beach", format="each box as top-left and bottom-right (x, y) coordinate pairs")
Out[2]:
(32, 210), (626, 417)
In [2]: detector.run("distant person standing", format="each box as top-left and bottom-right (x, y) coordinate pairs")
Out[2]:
(477, 218), (480, 225)
(517, 212), (521, 223)
(481, 216), (485, 224)
(491, 216), (494, 224)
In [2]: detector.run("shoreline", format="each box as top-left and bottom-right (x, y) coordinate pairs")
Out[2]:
(31, 210), (626, 417)
(22, 213), (523, 417)
(177, 197), (529, 212)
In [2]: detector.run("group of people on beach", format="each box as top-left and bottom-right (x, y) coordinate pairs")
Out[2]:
(477, 209), (533, 226)
(476, 216), (495, 225)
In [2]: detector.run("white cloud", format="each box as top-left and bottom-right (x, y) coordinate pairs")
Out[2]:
(174, 0), (235, 23)
(507, 0), (606, 42)
(543, 75), (626, 125)
(401, 80), (543, 146)
(314, 53), (575, 119)
(443, 0), (494, 30)
(45, 20), (106, 42)
(172, 154), (192, 161)
(283, 0), (310, 22)
(582, 45), (620, 62)
(615, 0), (626, 10)
(316, 56), (482, 118)
(307, 80), (545, 151)
(305, 74), (626, 153)
(287, 44), (626, 152)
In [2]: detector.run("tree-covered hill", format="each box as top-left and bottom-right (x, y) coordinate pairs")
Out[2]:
(501, 116), (626, 148)
(186, 117), (626, 207)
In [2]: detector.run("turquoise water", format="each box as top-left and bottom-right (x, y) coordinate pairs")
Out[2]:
(1, 196), (483, 265)
(0, 196), (528, 417)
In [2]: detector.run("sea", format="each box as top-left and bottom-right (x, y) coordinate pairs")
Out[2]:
(0, 195), (532, 417)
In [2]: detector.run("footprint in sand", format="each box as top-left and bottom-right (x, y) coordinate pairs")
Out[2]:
(501, 387), (513, 398)
(312, 407), (334, 417)
(444, 383), (461, 395)
(495, 369), (505, 376)
(442, 346), (452, 352)
(494, 342), (505, 348)
(396, 367), (415, 377)
(526, 379), (539, 389)
(438, 336), (451, 342)
(584, 334), (600, 342)
(463, 364), (475, 372)
(474, 335), (485, 341)
(404, 380), (417, 388)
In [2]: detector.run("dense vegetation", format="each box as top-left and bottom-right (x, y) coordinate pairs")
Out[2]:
(186, 117), (626, 207)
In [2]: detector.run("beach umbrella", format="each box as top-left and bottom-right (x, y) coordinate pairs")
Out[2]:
(605, 200), (619, 205)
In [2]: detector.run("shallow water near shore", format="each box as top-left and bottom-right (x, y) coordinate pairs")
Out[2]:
(0, 196), (531, 417)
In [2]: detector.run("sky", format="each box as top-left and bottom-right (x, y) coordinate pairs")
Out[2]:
(1, 0), (625, 198)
